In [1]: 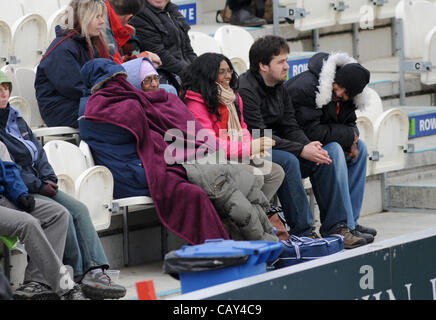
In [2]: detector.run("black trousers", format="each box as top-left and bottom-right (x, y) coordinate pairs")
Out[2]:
(228, 0), (251, 10)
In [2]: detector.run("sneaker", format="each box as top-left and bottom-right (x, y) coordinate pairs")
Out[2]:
(61, 284), (87, 300)
(330, 226), (366, 249)
(352, 229), (374, 244)
(355, 224), (377, 237)
(13, 281), (59, 300)
(81, 269), (126, 300)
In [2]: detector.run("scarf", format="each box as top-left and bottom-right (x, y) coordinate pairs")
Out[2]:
(216, 83), (243, 142)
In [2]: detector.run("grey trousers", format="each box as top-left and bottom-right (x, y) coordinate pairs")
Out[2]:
(0, 197), (73, 295)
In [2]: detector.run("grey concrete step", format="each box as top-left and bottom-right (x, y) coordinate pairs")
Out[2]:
(389, 177), (436, 210)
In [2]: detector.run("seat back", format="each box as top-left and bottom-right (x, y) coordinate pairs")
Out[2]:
(188, 31), (221, 56)
(0, 21), (11, 68)
(47, 6), (68, 45)
(14, 67), (45, 128)
(10, 14), (47, 67)
(355, 87), (384, 124)
(214, 26), (253, 73)
(397, 0), (436, 59)
(294, 0), (337, 31)
(422, 25), (436, 85)
(20, 0), (60, 20)
(79, 140), (95, 168)
(44, 140), (89, 181)
(376, 0), (401, 19)
(337, 0), (372, 25)
(8, 96), (31, 124)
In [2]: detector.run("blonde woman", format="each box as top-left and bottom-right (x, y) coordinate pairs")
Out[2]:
(35, 0), (110, 128)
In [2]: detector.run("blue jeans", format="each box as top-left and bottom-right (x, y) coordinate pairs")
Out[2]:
(272, 140), (367, 236)
(34, 190), (109, 278)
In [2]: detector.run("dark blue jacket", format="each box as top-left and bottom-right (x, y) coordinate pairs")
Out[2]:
(0, 159), (28, 207)
(78, 59), (150, 199)
(0, 105), (57, 194)
(35, 26), (93, 128)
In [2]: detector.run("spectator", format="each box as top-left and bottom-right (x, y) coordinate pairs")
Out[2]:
(105, 0), (162, 66)
(35, 0), (110, 128)
(238, 35), (368, 249)
(285, 52), (376, 242)
(0, 71), (126, 299)
(180, 53), (285, 203)
(0, 141), (84, 300)
(228, 0), (266, 27)
(130, 0), (197, 90)
(79, 58), (277, 242)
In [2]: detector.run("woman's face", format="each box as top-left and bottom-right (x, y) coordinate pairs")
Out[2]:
(88, 12), (105, 37)
(141, 75), (161, 92)
(147, 0), (169, 10)
(216, 60), (233, 90)
(0, 84), (10, 109)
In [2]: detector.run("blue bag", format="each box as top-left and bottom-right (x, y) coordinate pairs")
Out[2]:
(272, 235), (344, 269)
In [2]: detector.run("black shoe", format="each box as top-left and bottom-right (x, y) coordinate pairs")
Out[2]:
(230, 8), (266, 27)
(355, 224), (377, 237)
(352, 229), (374, 244)
(13, 281), (60, 300)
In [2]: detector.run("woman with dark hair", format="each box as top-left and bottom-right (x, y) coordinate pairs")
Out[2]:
(35, 0), (111, 128)
(180, 53), (284, 203)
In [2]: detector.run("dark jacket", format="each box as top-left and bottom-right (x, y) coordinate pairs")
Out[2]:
(0, 105), (57, 194)
(238, 70), (311, 157)
(35, 26), (93, 128)
(0, 159), (29, 207)
(285, 52), (369, 151)
(130, 1), (197, 76)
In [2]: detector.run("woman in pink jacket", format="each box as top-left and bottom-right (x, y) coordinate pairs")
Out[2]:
(181, 53), (284, 202)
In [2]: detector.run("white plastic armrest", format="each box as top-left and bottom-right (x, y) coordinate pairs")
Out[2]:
(33, 127), (79, 137)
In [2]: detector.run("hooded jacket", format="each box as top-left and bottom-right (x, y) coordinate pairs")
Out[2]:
(129, 1), (197, 76)
(285, 52), (371, 151)
(79, 58), (229, 245)
(238, 70), (311, 157)
(35, 26), (94, 128)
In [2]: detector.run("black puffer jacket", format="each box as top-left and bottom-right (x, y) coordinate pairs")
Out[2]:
(130, 1), (197, 76)
(285, 52), (369, 151)
(238, 70), (311, 157)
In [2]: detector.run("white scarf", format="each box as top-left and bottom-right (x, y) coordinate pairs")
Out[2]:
(216, 83), (243, 142)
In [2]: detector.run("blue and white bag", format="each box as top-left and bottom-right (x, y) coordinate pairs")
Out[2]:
(272, 235), (344, 269)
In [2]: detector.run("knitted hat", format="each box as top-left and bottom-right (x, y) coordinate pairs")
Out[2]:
(334, 63), (370, 98)
(139, 59), (158, 82)
(0, 71), (12, 92)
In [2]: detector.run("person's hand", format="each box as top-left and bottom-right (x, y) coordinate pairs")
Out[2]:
(346, 140), (359, 160)
(17, 194), (35, 213)
(41, 181), (58, 197)
(300, 141), (332, 165)
(251, 137), (275, 159)
(138, 51), (162, 67)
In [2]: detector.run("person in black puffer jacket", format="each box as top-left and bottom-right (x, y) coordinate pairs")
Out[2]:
(285, 51), (377, 243)
(130, 0), (197, 86)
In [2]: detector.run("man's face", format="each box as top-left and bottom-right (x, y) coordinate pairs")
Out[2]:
(332, 83), (349, 102)
(147, 0), (169, 10)
(259, 51), (289, 86)
(0, 84), (10, 109)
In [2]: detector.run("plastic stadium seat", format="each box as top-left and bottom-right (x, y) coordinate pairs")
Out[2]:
(293, 0), (337, 31)
(337, 0), (372, 25)
(356, 116), (374, 176)
(0, 1), (24, 26)
(8, 96), (31, 124)
(422, 25), (436, 85)
(375, 0), (401, 20)
(214, 25), (253, 75)
(355, 87), (384, 123)
(188, 31), (221, 56)
(0, 21), (11, 67)
(10, 14), (47, 67)
(47, 6), (68, 45)
(44, 140), (114, 231)
(20, 0), (60, 20)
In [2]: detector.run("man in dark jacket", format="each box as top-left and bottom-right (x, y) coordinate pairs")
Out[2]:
(239, 35), (367, 249)
(285, 51), (377, 242)
(130, 0), (197, 87)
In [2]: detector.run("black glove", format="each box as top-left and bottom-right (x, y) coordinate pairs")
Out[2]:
(17, 194), (35, 213)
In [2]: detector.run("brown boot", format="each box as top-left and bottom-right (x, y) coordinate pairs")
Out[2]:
(330, 226), (366, 249)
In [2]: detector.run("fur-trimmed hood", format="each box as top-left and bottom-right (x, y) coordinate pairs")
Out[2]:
(309, 52), (371, 110)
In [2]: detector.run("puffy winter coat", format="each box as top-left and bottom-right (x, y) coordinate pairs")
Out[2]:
(130, 1), (197, 76)
(285, 52), (370, 151)
(238, 70), (311, 157)
(35, 26), (94, 128)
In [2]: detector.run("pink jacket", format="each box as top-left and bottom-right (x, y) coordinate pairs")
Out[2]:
(184, 90), (252, 160)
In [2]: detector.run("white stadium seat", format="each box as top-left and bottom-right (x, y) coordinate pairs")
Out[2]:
(10, 14), (47, 67)
(8, 96), (31, 124)
(0, 21), (11, 67)
(47, 6), (68, 45)
(20, 0), (60, 20)
(293, 0), (337, 31)
(214, 25), (253, 75)
(188, 31), (221, 56)
(337, 0), (372, 25)
(356, 115), (374, 176)
(422, 25), (436, 85)
(376, 0), (401, 20)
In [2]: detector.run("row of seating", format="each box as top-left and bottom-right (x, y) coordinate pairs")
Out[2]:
(0, 3), (67, 68)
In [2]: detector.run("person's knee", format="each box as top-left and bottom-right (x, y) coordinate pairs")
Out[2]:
(324, 142), (346, 163)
